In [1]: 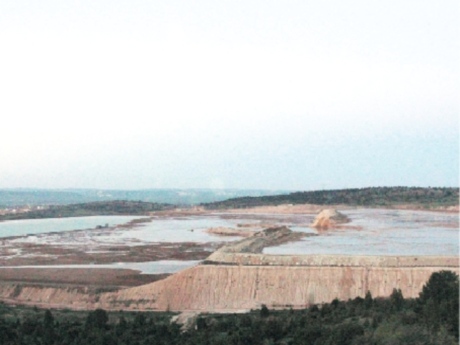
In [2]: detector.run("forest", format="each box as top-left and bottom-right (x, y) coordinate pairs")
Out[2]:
(0, 271), (457, 345)
(203, 187), (459, 209)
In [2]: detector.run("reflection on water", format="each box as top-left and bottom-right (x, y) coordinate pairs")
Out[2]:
(264, 209), (459, 256)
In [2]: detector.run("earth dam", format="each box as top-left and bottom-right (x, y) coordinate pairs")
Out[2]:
(0, 253), (457, 312)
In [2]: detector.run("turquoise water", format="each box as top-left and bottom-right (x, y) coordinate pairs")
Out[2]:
(0, 216), (144, 238)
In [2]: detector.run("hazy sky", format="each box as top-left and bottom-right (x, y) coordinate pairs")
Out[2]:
(1, 1), (458, 190)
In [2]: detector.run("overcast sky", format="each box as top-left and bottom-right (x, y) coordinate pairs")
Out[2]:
(0, 1), (458, 190)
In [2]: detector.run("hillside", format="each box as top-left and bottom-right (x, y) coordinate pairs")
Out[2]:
(0, 188), (287, 207)
(0, 200), (173, 221)
(203, 187), (459, 209)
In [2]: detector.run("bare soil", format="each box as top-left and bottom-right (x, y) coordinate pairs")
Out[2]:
(0, 267), (168, 288)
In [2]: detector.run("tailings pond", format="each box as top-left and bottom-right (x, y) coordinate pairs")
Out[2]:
(0, 209), (457, 274)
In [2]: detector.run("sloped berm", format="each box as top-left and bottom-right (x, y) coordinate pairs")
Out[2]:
(99, 258), (459, 312)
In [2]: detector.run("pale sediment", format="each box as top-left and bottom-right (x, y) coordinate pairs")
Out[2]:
(311, 209), (350, 229)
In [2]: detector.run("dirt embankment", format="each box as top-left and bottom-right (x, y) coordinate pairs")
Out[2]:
(0, 283), (97, 310)
(208, 226), (306, 256)
(205, 227), (255, 237)
(2, 255), (457, 312)
(99, 264), (460, 312)
(0, 268), (166, 288)
(205, 253), (459, 268)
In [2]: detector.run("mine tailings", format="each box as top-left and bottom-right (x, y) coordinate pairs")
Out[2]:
(99, 254), (459, 312)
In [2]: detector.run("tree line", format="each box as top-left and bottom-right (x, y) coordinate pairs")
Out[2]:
(203, 187), (459, 209)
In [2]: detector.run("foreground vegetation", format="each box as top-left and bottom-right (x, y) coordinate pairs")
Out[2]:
(0, 200), (173, 221)
(0, 271), (457, 345)
(203, 187), (459, 209)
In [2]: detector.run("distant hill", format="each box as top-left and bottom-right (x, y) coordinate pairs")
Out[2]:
(202, 187), (460, 209)
(0, 200), (173, 221)
(0, 188), (288, 208)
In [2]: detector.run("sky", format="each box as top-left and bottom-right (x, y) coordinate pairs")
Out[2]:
(0, 0), (458, 191)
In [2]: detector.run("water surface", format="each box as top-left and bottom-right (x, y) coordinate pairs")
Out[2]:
(264, 209), (459, 256)
(0, 216), (145, 238)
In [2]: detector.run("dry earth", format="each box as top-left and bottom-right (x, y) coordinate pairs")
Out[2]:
(0, 267), (166, 288)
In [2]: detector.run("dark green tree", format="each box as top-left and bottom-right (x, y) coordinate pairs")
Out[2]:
(364, 290), (373, 309)
(326, 322), (364, 345)
(115, 316), (128, 337)
(85, 308), (109, 330)
(417, 270), (459, 338)
(43, 310), (55, 345)
(260, 304), (270, 318)
(390, 288), (404, 311)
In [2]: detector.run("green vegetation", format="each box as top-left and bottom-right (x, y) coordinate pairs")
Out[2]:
(0, 200), (173, 221)
(0, 271), (457, 345)
(203, 187), (459, 209)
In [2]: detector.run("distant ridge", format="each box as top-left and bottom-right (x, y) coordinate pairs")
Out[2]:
(202, 187), (459, 209)
(0, 200), (173, 220)
(0, 188), (288, 208)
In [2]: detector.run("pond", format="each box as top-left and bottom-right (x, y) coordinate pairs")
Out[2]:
(0, 216), (146, 238)
(263, 209), (459, 256)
